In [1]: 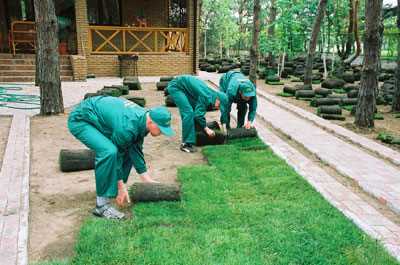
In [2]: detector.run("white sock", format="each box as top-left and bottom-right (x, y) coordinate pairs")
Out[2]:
(96, 196), (110, 207)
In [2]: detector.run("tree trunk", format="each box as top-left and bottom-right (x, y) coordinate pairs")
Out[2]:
(345, 0), (355, 58)
(392, 0), (400, 112)
(344, 0), (361, 64)
(249, 0), (261, 85)
(303, 0), (328, 87)
(267, 0), (277, 64)
(34, 0), (64, 115)
(355, 0), (382, 128)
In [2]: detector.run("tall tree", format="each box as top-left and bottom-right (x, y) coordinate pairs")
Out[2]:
(392, 0), (400, 112)
(355, 0), (383, 128)
(249, 0), (260, 85)
(34, 0), (64, 115)
(344, 0), (361, 64)
(344, 0), (355, 59)
(267, 0), (277, 64)
(303, 0), (328, 87)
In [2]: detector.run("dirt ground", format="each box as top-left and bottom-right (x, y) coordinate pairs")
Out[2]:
(0, 115), (12, 169)
(258, 79), (400, 152)
(29, 83), (220, 262)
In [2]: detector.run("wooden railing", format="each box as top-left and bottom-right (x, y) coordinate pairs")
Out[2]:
(88, 26), (189, 54)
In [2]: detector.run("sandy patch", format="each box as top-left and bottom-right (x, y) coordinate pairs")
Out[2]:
(29, 82), (220, 262)
(259, 79), (400, 152)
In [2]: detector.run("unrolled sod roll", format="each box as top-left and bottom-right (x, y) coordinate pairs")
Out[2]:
(59, 149), (95, 172)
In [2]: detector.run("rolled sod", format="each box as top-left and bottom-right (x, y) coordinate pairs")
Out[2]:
(195, 130), (226, 146)
(104, 85), (129, 95)
(123, 77), (142, 90)
(206, 121), (221, 130)
(227, 128), (257, 140)
(283, 86), (298, 95)
(340, 98), (358, 106)
(347, 90), (359, 98)
(98, 87), (122, 97)
(59, 149), (95, 172)
(321, 78), (346, 89)
(160, 76), (174, 82)
(317, 105), (342, 115)
(129, 183), (181, 202)
(310, 98), (342, 107)
(295, 90), (315, 99)
(124, 96), (146, 107)
(319, 114), (346, 121)
(156, 81), (169, 91)
(314, 88), (332, 97)
(277, 92), (293, 97)
(84, 92), (101, 100)
(165, 95), (176, 107)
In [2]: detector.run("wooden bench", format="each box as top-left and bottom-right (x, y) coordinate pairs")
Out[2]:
(10, 21), (36, 55)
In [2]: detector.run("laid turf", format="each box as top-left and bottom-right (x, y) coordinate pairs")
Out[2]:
(38, 138), (398, 265)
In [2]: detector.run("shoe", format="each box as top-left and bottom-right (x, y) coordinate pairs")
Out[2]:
(180, 143), (196, 153)
(93, 204), (125, 220)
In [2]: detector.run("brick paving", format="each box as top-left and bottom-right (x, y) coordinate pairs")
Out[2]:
(0, 114), (30, 265)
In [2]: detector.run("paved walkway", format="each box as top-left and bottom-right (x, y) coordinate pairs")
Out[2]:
(200, 71), (400, 261)
(0, 114), (30, 265)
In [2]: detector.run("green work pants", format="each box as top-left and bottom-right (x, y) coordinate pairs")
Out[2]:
(237, 102), (248, 128)
(168, 88), (196, 144)
(68, 119), (133, 198)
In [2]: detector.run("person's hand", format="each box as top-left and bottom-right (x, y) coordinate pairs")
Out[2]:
(205, 127), (216, 138)
(217, 121), (225, 133)
(140, 173), (159, 183)
(116, 181), (131, 207)
(244, 121), (253, 130)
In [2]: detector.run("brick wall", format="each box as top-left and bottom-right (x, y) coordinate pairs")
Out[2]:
(73, 0), (198, 77)
(70, 55), (88, 80)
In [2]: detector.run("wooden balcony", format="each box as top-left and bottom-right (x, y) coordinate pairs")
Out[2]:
(88, 26), (189, 55)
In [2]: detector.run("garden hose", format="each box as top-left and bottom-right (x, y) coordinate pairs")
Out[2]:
(0, 85), (40, 110)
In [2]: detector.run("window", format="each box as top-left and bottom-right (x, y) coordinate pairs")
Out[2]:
(87, 0), (121, 26)
(169, 0), (187, 28)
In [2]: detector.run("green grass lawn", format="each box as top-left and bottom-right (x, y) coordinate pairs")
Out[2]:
(39, 138), (398, 265)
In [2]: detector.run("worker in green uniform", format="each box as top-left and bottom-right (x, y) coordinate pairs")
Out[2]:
(166, 75), (228, 153)
(219, 70), (257, 129)
(68, 96), (174, 220)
